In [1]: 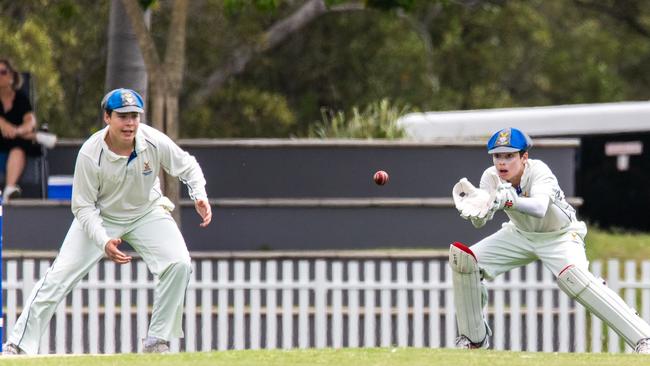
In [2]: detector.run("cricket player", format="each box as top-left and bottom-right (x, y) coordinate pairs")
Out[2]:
(3, 88), (212, 355)
(450, 127), (650, 353)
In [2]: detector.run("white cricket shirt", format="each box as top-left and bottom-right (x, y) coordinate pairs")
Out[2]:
(479, 159), (577, 233)
(71, 124), (208, 250)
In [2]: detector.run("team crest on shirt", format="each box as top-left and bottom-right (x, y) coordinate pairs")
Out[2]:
(495, 129), (511, 146)
(570, 232), (584, 246)
(143, 161), (152, 176)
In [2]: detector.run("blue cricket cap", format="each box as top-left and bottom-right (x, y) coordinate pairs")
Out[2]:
(487, 127), (533, 154)
(101, 88), (144, 113)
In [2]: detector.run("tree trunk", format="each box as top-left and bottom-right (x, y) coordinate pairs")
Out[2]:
(120, 0), (164, 129)
(106, 0), (149, 114)
(121, 0), (188, 227)
(149, 79), (166, 131)
(164, 94), (181, 224)
(160, 0), (188, 225)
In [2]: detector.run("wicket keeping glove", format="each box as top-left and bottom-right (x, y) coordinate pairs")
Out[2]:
(493, 183), (518, 211)
(452, 178), (494, 220)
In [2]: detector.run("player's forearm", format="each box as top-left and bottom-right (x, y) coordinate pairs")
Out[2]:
(179, 162), (208, 201)
(162, 142), (208, 200)
(72, 197), (110, 250)
(72, 206), (111, 250)
(171, 157), (207, 200)
(70, 154), (109, 249)
(509, 196), (548, 218)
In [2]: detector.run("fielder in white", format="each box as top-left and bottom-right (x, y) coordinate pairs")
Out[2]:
(3, 88), (212, 355)
(450, 127), (650, 353)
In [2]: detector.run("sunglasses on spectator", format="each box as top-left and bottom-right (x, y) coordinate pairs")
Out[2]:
(0, 69), (9, 76)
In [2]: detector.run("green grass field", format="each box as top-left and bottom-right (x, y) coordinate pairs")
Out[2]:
(4, 227), (649, 366)
(586, 226), (650, 260)
(3, 348), (650, 366)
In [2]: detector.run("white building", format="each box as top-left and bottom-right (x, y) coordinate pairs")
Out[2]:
(397, 101), (650, 139)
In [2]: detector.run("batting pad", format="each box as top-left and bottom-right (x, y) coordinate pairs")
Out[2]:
(558, 265), (650, 347)
(449, 242), (490, 343)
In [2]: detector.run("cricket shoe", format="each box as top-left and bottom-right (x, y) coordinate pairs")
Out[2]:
(142, 337), (170, 353)
(455, 335), (489, 349)
(2, 343), (25, 355)
(635, 338), (650, 354)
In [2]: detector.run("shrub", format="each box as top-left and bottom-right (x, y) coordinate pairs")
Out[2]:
(308, 98), (412, 139)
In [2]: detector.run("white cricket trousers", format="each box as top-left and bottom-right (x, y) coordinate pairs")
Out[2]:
(8, 207), (192, 354)
(472, 221), (589, 280)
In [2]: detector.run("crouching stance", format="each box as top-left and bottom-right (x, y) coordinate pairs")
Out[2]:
(3, 89), (213, 355)
(450, 127), (650, 353)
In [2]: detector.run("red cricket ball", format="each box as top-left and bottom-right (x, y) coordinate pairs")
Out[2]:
(373, 170), (389, 185)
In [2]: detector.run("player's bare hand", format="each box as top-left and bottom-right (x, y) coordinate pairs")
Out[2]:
(195, 199), (212, 227)
(104, 238), (132, 264)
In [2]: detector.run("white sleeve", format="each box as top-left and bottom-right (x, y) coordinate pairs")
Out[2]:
(512, 196), (549, 218)
(511, 161), (554, 218)
(157, 133), (208, 201)
(529, 161), (559, 202)
(70, 153), (111, 251)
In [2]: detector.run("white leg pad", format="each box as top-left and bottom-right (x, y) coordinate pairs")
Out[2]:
(449, 242), (490, 344)
(558, 264), (650, 347)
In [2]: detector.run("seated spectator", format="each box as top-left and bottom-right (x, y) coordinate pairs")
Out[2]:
(0, 58), (42, 201)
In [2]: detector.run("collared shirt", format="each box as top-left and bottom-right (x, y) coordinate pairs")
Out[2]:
(479, 159), (577, 233)
(71, 123), (207, 250)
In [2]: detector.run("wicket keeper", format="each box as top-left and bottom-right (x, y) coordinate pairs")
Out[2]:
(450, 127), (650, 353)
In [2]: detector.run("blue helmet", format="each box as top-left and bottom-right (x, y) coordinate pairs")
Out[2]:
(101, 88), (144, 113)
(487, 127), (532, 154)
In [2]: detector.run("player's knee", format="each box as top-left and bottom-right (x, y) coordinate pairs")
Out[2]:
(557, 264), (599, 298)
(449, 241), (479, 274)
(177, 260), (192, 274)
(164, 260), (192, 280)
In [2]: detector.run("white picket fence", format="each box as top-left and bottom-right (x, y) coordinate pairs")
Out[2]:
(3, 253), (650, 354)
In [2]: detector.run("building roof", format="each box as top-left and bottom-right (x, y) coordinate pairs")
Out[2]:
(397, 101), (650, 139)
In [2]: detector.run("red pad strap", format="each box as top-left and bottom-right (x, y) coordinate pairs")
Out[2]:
(451, 241), (477, 261)
(558, 264), (575, 277)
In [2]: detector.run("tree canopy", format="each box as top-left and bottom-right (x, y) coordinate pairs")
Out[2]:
(1, 0), (650, 138)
